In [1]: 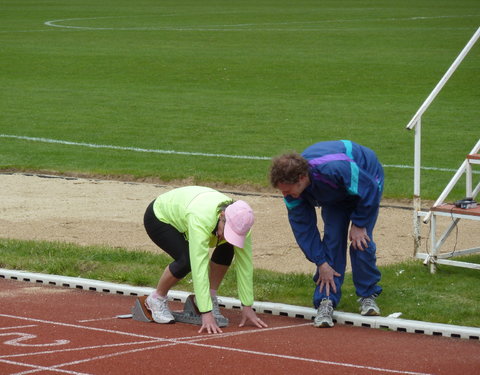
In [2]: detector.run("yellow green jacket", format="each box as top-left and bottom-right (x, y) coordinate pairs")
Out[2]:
(153, 186), (254, 313)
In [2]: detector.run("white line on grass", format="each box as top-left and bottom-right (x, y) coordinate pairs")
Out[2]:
(0, 133), (471, 174)
(43, 15), (480, 31)
(0, 134), (269, 161)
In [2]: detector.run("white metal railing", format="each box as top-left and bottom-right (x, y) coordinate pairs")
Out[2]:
(404, 27), (480, 267)
(419, 142), (480, 273)
(406, 27), (480, 202)
(427, 139), (480, 215)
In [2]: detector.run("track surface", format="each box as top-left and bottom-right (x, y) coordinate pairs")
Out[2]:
(1, 279), (479, 375)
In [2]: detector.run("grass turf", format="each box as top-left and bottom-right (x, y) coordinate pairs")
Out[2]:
(1, 0), (479, 199)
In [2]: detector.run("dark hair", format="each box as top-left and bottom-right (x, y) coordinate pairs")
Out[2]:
(269, 152), (309, 187)
(217, 200), (233, 214)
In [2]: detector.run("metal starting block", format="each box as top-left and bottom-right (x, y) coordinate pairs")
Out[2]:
(130, 294), (229, 327)
(172, 294), (229, 327)
(131, 295), (153, 322)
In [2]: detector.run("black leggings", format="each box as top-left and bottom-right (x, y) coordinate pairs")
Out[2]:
(143, 200), (234, 279)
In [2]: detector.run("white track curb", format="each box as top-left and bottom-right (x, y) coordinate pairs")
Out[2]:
(1, 268), (479, 340)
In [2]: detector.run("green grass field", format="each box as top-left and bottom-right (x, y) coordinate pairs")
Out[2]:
(1, 1), (479, 328)
(1, 0), (479, 199)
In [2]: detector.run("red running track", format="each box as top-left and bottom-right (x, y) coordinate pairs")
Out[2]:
(0, 279), (479, 375)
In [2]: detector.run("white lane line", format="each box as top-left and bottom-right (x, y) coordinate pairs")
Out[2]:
(0, 313), (433, 375)
(183, 340), (434, 375)
(0, 359), (91, 375)
(0, 340), (167, 360)
(77, 317), (117, 323)
(0, 325), (38, 331)
(11, 342), (181, 375)
(0, 313), (169, 341)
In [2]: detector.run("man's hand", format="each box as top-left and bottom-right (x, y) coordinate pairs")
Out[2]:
(349, 224), (370, 251)
(239, 305), (268, 328)
(316, 262), (341, 296)
(198, 311), (222, 334)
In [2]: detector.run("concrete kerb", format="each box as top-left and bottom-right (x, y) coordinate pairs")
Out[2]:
(1, 268), (479, 340)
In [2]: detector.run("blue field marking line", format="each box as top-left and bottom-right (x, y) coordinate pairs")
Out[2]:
(2, 133), (477, 174)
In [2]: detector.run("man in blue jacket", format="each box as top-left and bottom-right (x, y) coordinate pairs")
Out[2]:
(269, 140), (384, 327)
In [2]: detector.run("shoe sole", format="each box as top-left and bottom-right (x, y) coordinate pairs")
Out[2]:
(361, 309), (380, 316)
(313, 319), (334, 328)
(314, 322), (334, 328)
(144, 301), (175, 324)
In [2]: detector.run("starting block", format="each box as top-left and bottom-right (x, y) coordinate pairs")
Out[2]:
(130, 294), (229, 327)
(131, 295), (153, 322)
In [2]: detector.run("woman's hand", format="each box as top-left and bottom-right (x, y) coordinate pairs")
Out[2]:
(198, 311), (223, 334)
(239, 305), (268, 328)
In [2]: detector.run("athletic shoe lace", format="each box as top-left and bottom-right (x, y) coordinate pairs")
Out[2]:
(358, 295), (380, 315)
(318, 298), (333, 317)
(148, 295), (171, 315)
(211, 296), (224, 318)
(361, 296), (375, 307)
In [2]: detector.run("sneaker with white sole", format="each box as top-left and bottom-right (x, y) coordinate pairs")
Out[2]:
(211, 295), (229, 326)
(211, 295), (225, 319)
(358, 295), (380, 316)
(314, 298), (334, 328)
(145, 293), (175, 324)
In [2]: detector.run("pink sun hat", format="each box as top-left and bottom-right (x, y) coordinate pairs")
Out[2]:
(224, 200), (254, 248)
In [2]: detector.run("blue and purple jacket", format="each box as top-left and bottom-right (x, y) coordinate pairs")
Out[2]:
(284, 140), (384, 266)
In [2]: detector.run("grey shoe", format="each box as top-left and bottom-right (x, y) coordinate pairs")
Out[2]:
(211, 295), (229, 326)
(211, 295), (225, 319)
(314, 298), (334, 328)
(145, 293), (175, 324)
(358, 295), (380, 316)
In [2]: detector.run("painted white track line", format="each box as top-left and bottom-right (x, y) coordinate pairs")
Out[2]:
(0, 313), (432, 375)
(1, 269), (479, 340)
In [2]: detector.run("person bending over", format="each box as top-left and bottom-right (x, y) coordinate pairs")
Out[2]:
(143, 186), (268, 334)
(269, 140), (383, 328)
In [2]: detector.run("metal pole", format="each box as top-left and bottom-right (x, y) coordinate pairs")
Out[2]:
(406, 27), (480, 130)
(405, 27), (480, 255)
(413, 118), (422, 255)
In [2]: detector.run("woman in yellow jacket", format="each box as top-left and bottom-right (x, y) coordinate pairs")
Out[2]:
(143, 186), (268, 334)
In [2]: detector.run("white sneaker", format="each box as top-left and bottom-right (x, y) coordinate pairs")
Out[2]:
(211, 295), (226, 320)
(211, 295), (229, 326)
(145, 293), (175, 324)
(358, 295), (380, 316)
(314, 299), (334, 328)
